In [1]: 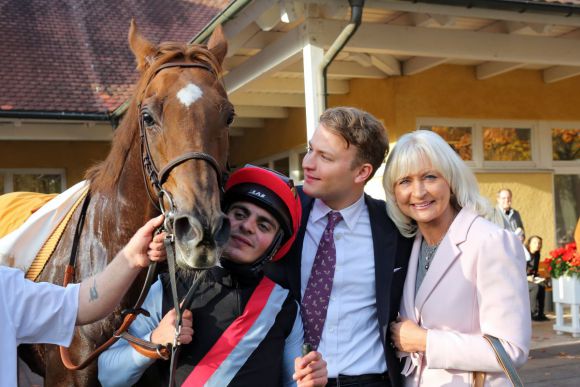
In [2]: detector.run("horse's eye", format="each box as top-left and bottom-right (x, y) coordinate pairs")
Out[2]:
(142, 112), (155, 127)
(226, 111), (235, 126)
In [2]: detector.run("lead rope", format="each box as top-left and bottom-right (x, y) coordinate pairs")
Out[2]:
(164, 229), (207, 387)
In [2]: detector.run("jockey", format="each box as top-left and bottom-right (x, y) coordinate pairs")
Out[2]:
(98, 165), (328, 387)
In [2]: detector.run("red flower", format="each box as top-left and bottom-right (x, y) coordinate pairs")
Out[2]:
(546, 243), (580, 278)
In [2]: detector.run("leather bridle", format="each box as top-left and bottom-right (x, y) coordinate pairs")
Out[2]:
(59, 60), (228, 372)
(139, 61), (227, 220)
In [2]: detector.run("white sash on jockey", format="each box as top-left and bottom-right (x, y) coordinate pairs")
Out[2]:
(183, 277), (289, 387)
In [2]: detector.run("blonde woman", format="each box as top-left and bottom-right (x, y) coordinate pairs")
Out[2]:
(383, 130), (530, 386)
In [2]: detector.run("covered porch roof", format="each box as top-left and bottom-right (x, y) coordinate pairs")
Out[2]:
(197, 0), (580, 137)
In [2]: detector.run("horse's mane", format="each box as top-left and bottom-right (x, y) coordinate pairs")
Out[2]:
(86, 42), (223, 193)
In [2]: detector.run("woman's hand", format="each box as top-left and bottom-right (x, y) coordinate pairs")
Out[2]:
(390, 317), (427, 353)
(151, 308), (194, 346)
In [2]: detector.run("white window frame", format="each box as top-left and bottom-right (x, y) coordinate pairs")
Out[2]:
(251, 144), (307, 183)
(0, 168), (67, 193)
(416, 118), (556, 171)
(539, 121), (580, 174)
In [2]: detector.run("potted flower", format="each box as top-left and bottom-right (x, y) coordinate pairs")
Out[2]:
(545, 242), (580, 305)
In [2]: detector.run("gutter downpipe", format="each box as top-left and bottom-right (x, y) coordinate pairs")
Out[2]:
(319, 0), (365, 111)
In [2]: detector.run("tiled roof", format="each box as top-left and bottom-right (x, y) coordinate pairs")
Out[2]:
(0, 0), (229, 116)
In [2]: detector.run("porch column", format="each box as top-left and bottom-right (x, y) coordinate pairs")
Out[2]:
(302, 42), (324, 140)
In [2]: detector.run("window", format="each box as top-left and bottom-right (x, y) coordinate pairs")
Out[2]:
(251, 146), (307, 182)
(483, 127), (532, 161)
(554, 174), (580, 245)
(273, 157), (290, 177)
(417, 119), (541, 168)
(420, 126), (472, 161)
(552, 128), (580, 161)
(1, 169), (66, 193)
(296, 151), (307, 181)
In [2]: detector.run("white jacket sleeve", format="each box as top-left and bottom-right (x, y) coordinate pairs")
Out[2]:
(98, 278), (164, 387)
(426, 229), (531, 371)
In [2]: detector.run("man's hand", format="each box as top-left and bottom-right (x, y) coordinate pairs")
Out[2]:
(390, 317), (427, 353)
(293, 350), (328, 387)
(123, 215), (165, 269)
(151, 308), (194, 346)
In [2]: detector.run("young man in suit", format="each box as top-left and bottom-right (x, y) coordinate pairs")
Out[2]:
(270, 107), (413, 387)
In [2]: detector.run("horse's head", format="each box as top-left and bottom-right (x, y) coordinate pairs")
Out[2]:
(129, 21), (232, 269)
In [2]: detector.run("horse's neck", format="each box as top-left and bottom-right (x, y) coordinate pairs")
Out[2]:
(82, 144), (157, 269)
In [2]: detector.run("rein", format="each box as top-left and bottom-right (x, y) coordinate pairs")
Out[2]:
(58, 60), (227, 372)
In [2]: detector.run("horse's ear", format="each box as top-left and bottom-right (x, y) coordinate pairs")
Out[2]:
(128, 19), (157, 72)
(207, 25), (227, 66)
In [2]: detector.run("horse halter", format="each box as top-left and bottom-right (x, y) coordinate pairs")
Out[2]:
(138, 61), (228, 225)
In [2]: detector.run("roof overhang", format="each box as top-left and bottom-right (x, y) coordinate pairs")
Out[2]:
(193, 0), (580, 135)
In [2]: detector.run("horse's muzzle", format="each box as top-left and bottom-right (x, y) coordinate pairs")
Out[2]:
(172, 213), (229, 268)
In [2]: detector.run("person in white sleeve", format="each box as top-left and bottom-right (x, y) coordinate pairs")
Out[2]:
(0, 215), (166, 387)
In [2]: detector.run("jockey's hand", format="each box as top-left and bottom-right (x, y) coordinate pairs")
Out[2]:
(147, 231), (167, 261)
(122, 215), (165, 269)
(293, 351), (327, 387)
(151, 308), (194, 346)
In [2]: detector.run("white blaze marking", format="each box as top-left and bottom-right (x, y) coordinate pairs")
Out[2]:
(177, 83), (203, 107)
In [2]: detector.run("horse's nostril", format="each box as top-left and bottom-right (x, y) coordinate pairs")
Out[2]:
(173, 215), (200, 242)
(214, 215), (230, 247)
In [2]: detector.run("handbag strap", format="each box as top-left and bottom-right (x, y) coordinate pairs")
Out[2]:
(483, 334), (524, 387)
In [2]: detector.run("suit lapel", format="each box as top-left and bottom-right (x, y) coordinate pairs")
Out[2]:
(414, 209), (477, 313)
(286, 188), (313, 299)
(366, 195), (396, 344)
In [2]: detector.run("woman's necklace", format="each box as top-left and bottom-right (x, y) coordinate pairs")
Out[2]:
(420, 239), (440, 271)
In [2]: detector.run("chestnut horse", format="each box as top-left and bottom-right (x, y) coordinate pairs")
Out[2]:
(19, 21), (232, 386)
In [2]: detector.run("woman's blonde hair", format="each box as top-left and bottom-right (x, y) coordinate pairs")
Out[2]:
(382, 130), (490, 237)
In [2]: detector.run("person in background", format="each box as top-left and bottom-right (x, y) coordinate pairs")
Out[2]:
(1, 215), (166, 387)
(99, 166), (327, 387)
(384, 130), (530, 386)
(525, 235), (548, 322)
(489, 188), (525, 234)
(268, 106), (413, 387)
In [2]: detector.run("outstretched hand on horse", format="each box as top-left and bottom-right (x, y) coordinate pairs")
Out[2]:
(76, 215), (166, 325)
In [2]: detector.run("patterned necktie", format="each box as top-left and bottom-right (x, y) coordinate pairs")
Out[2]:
(301, 211), (343, 350)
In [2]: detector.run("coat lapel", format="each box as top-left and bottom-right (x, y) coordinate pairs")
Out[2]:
(286, 188), (313, 299)
(401, 236), (422, 322)
(414, 209), (478, 314)
(366, 195), (396, 344)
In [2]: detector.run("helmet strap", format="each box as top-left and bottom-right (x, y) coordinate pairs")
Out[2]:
(246, 229), (284, 275)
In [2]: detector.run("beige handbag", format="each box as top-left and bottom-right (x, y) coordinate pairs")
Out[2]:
(472, 335), (524, 387)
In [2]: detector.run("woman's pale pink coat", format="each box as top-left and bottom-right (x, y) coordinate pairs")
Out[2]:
(399, 208), (531, 386)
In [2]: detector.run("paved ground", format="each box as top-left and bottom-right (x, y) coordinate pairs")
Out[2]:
(520, 313), (580, 386)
